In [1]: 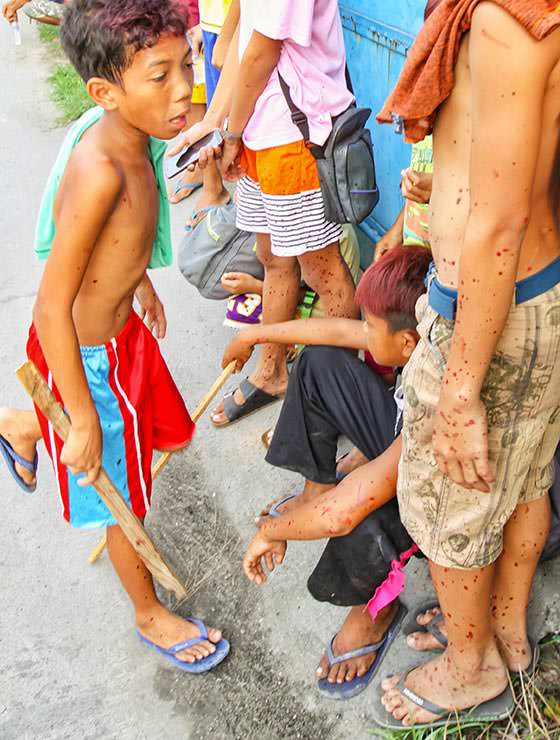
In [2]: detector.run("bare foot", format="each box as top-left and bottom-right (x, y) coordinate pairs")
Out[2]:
(221, 272), (263, 296)
(336, 446), (369, 478)
(186, 185), (231, 229)
(0, 408), (41, 487)
(137, 604), (222, 664)
(381, 646), (508, 726)
(211, 372), (287, 426)
(317, 602), (398, 684)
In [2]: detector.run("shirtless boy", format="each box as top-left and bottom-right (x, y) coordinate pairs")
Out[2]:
(0, 0), (229, 673)
(376, 1), (560, 728)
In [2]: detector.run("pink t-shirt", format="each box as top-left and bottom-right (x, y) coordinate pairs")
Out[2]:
(239, 0), (354, 151)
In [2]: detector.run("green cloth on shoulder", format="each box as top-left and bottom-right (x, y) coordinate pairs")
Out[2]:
(34, 106), (172, 269)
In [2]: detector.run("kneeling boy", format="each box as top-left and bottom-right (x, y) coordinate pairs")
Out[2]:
(222, 247), (431, 698)
(0, 0), (228, 672)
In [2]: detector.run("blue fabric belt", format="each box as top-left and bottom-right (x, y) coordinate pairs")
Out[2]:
(427, 256), (560, 320)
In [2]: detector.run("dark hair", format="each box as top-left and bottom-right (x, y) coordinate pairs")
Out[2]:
(355, 246), (432, 333)
(60, 0), (187, 84)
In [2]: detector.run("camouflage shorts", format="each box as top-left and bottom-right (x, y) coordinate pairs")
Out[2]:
(397, 286), (560, 569)
(23, 0), (65, 20)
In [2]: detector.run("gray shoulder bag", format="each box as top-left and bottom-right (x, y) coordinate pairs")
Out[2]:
(278, 70), (379, 225)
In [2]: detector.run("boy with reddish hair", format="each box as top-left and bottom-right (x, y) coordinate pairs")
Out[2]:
(222, 246), (432, 699)
(0, 0), (229, 673)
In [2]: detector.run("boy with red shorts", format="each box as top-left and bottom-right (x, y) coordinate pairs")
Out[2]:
(0, 0), (229, 673)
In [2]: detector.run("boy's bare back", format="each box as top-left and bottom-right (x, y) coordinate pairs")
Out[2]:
(50, 117), (158, 346)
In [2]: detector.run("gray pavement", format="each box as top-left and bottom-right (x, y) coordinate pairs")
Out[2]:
(1, 22), (559, 740)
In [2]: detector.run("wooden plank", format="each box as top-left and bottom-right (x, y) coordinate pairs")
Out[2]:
(16, 361), (188, 600)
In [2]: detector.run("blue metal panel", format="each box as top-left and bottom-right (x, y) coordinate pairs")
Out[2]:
(340, 1), (425, 243)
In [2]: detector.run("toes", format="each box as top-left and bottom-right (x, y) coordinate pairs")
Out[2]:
(327, 663), (340, 684)
(176, 650), (196, 663)
(207, 628), (222, 645)
(383, 689), (405, 713)
(345, 664), (357, 683)
(406, 632), (443, 652)
(381, 674), (401, 692)
(393, 705), (411, 723)
(416, 607), (440, 626)
(316, 654), (329, 679)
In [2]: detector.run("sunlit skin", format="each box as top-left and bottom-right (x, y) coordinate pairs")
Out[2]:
(382, 5), (560, 725)
(0, 32), (226, 664)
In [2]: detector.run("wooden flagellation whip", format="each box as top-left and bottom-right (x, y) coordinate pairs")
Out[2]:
(16, 361), (236, 587)
(86, 360), (237, 563)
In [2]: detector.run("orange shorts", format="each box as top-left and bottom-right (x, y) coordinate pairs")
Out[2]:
(236, 141), (341, 257)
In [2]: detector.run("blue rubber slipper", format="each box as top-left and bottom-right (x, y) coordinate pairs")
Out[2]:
(184, 205), (216, 232)
(169, 180), (202, 202)
(318, 602), (407, 700)
(184, 197), (233, 232)
(0, 434), (37, 493)
(137, 617), (230, 674)
(269, 494), (298, 519)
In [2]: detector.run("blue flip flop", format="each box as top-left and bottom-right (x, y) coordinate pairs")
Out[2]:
(184, 197), (233, 232)
(269, 494), (298, 519)
(317, 602), (407, 701)
(137, 617), (230, 674)
(184, 205), (216, 232)
(0, 434), (37, 493)
(169, 181), (203, 202)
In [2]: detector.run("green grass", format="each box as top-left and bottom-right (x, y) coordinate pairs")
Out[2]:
(370, 636), (560, 740)
(47, 62), (93, 124)
(38, 23), (59, 45)
(38, 24), (93, 123)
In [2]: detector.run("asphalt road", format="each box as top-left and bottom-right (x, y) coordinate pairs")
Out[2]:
(1, 22), (558, 740)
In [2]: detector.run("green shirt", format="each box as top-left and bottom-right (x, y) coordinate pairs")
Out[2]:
(34, 106), (172, 269)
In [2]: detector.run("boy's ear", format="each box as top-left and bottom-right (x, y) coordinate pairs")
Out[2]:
(86, 77), (119, 110)
(400, 329), (419, 361)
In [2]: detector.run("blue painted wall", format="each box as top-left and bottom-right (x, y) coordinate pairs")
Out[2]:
(340, 1), (425, 244)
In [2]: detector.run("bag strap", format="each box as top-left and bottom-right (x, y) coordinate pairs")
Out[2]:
(278, 64), (355, 155)
(345, 66), (354, 95)
(277, 72), (311, 143)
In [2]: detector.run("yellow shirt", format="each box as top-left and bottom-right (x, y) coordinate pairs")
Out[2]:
(200, 0), (232, 33)
(403, 136), (433, 249)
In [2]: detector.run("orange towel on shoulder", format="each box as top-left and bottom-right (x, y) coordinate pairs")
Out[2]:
(377, 0), (560, 143)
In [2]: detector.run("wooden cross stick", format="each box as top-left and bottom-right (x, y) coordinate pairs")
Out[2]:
(87, 360), (237, 564)
(17, 361), (188, 599)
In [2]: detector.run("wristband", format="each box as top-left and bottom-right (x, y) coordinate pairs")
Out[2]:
(222, 122), (242, 142)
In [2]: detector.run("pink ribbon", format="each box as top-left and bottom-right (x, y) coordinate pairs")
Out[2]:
(365, 544), (418, 620)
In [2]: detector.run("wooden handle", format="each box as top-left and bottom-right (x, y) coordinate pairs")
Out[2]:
(16, 361), (187, 600)
(87, 361), (236, 565)
(151, 361), (236, 480)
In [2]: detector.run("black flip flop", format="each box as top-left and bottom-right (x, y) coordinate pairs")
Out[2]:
(403, 600), (447, 649)
(404, 602), (541, 676)
(376, 668), (514, 730)
(212, 379), (281, 427)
